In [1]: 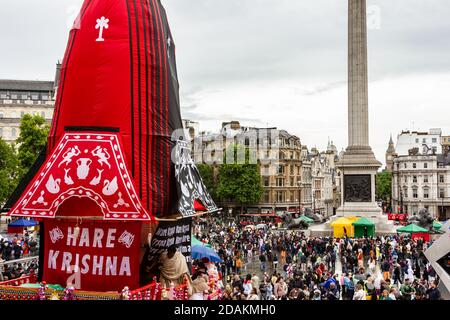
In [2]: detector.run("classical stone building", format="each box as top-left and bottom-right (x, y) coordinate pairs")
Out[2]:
(191, 121), (340, 216)
(309, 142), (340, 218)
(389, 127), (449, 220)
(0, 64), (59, 144)
(395, 128), (442, 156)
(391, 153), (450, 221)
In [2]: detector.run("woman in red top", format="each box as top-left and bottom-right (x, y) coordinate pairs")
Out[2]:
(22, 242), (29, 256)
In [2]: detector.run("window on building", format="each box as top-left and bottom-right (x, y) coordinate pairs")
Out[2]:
(276, 178), (284, 187)
(404, 163), (407, 169)
(413, 175), (417, 183)
(315, 180), (321, 189)
(31, 94), (39, 100)
(440, 175), (444, 183)
(423, 188), (429, 199)
(264, 191), (270, 203)
(264, 177), (269, 187)
(11, 111), (17, 118)
(432, 138), (437, 143)
(277, 191), (285, 202)
(42, 94), (49, 101)
(21, 94), (28, 100)
(432, 147), (437, 153)
(413, 188), (418, 199)
(413, 163), (416, 168)
(0, 128), (2, 136)
(439, 188), (445, 199)
(424, 176), (429, 183)
(290, 177), (294, 186)
(10, 93), (18, 100)
(12, 128), (17, 138)
(422, 138), (426, 143)
(277, 165), (284, 174)
(0, 92), (7, 99)
(0, 112), (4, 119)
(290, 166), (294, 175)
(424, 163), (428, 169)
(404, 176), (408, 183)
(415, 138), (419, 143)
(315, 190), (321, 200)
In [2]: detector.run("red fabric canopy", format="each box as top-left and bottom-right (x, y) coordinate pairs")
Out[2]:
(42, 0), (217, 218)
(7, 0), (217, 219)
(9, 132), (152, 221)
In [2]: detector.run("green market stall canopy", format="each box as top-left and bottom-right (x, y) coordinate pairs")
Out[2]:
(352, 217), (375, 238)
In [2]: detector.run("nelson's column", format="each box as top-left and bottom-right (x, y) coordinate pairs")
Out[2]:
(311, 0), (394, 235)
(335, 0), (393, 233)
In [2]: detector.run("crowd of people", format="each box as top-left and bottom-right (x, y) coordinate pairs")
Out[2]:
(0, 231), (39, 261)
(193, 216), (443, 300)
(0, 230), (39, 282)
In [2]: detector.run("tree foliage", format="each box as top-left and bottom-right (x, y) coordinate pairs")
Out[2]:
(376, 171), (392, 203)
(0, 138), (20, 205)
(197, 163), (216, 200)
(216, 144), (263, 205)
(16, 114), (49, 175)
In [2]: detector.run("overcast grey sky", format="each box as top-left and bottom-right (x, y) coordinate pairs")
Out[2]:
(1, 0), (450, 164)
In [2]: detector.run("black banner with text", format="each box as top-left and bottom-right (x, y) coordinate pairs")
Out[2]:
(140, 218), (192, 285)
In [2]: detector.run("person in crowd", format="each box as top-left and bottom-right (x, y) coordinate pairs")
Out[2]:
(190, 274), (210, 300)
(158, 245), (191, 289)
(380, 289), (393, 300)
(426, 280), (441, 300)
(247, 287), (259, 300)
(400, 278), (416, 300)
(353, 283), (366, 300)
(274, 277), (288, 299)
(259, 252), (266, 271)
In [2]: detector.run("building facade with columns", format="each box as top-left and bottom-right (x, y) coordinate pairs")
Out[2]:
(309, 143), (340, 218)
(392, 153), (450, 220)
(190, 120), (340, 217)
